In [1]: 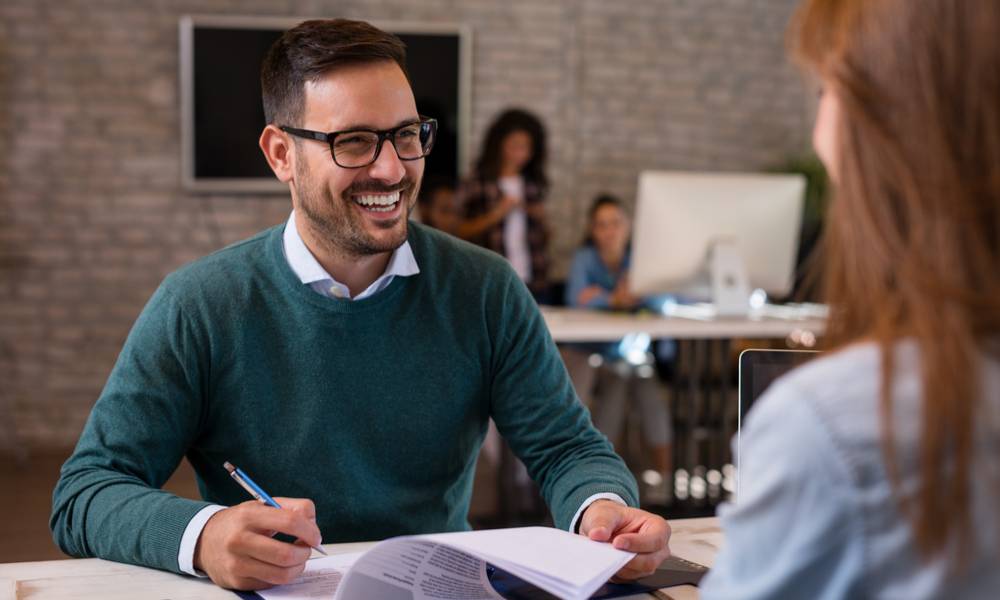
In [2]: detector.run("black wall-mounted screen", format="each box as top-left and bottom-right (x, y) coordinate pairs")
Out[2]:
(183, 18), (465, 191)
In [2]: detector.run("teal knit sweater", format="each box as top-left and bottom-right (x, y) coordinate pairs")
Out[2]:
(50, 222), (638, 574)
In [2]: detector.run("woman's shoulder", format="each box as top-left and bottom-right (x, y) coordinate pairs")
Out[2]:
(748, 341), (922, 473)
(756, 342), (897, 418)
(779, 342), (885, 394)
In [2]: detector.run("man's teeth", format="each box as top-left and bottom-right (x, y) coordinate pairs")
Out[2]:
(355, 191), (400, 211)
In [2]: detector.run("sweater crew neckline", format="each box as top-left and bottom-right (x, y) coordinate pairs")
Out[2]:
(268, 224), (413, 314)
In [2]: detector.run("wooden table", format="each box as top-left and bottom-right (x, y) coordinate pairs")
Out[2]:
(0, 518), (722, 600)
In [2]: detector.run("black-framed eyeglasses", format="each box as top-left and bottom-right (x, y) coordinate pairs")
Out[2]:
(280, 117), (437, 169)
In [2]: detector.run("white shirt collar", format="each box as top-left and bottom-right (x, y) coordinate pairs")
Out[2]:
(282, 211), (419, 300)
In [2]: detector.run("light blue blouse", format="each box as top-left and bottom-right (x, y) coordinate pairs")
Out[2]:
(565, 246), (674, 312)
(564, 246), (675, 360)
(700, 341), (1000, 599)
(565, 245), (631, 310)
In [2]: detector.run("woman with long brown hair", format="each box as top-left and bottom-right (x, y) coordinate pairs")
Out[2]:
(701, 0), (1000, 596)
(457, 108), (551, 301)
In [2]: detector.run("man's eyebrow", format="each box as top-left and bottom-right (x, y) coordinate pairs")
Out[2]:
(334, 117), (421, 132)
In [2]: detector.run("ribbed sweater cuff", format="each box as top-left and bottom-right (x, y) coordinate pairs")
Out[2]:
(141, 496), (215, 573)
(554, 483), (639, 532)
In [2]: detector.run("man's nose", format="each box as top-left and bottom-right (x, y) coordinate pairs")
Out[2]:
(366, 138), (406, 183)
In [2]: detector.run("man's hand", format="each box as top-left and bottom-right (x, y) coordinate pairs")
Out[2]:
(193, 497), (322, 590)
(579, 499), (671, 581)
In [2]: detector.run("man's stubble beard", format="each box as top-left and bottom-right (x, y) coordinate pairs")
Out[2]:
(295, 161), (420, 259)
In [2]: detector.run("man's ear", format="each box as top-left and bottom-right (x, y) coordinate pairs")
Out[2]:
(259, 124), (294, 183)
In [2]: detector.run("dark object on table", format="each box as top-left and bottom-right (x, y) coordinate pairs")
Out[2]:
(489, 554), (708, 599)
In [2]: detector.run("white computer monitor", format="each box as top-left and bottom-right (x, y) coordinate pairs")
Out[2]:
(630, 171), (806, 316)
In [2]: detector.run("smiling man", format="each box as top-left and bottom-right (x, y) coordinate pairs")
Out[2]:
(51, 19), (671, 592)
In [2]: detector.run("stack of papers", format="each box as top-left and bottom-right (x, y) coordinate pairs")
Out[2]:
(253, 526), (635, 600)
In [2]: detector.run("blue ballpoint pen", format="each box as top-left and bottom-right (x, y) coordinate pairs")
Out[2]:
(223, 461), (327, 556)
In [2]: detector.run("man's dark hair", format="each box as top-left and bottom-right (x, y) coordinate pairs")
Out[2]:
(261, 19), (408, 126)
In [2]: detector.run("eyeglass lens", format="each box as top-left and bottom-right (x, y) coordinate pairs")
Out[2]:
(332, 122), (434, 167)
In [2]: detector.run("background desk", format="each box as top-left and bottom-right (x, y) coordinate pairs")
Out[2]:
(541, 307), (825, 514)
(540, 306), (825, 343)
(0, 517), (721, 600)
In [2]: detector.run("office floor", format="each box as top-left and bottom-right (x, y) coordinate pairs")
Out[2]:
(0, 449), (500, 565)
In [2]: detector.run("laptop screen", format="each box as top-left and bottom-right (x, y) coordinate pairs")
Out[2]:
(736, 349), (818, 497)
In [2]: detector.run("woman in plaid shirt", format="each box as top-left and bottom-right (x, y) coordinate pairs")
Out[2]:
(457, 108), (551, 301)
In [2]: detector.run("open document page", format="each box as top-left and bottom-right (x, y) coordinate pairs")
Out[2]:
(255, 526), (635, 600)
(253, 552), (360, 599)
(416, 527), (634, 599)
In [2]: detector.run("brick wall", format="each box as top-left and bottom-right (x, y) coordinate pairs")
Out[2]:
(0, 0), (810, 449)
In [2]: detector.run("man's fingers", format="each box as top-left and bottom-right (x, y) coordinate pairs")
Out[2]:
(611, 518), (671, 553)
(197, 501), (322, 591)
(222, 553), (307, 587)
(613, 548), (671, 581)
(579, 505), (674, 584)
(581, 503), (623, 542)
(273, 497), (317, 520)
(223, 575), (271, 592)
(238, 531), (314, 568)
(588, 526), (611, 542)
(244, 554), (307, 586)
(239, 504), (322, 548)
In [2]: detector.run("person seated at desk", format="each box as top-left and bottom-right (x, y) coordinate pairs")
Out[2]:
(49, 19), (671, 592)
(701, 0), (1000, 597)
(562, 194), (674, 503)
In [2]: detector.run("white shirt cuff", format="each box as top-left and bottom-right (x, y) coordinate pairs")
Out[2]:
(178, 504), (227, 576)
(569, 493), (628, 534)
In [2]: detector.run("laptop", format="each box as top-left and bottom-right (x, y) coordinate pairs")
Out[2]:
(736, 349), (818, 497)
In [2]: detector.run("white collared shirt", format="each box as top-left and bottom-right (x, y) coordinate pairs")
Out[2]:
(282, 211), (420, 300)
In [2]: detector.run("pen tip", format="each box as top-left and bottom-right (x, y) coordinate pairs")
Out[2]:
(223, 461), (235, 473)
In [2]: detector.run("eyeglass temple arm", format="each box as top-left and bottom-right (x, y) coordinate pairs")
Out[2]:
(280, 126), (329, 142)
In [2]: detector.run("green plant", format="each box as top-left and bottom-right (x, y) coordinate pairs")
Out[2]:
(770, 153), (831, 302)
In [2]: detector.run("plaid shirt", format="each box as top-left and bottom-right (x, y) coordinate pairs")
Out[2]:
(460, 175), (550, 297)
